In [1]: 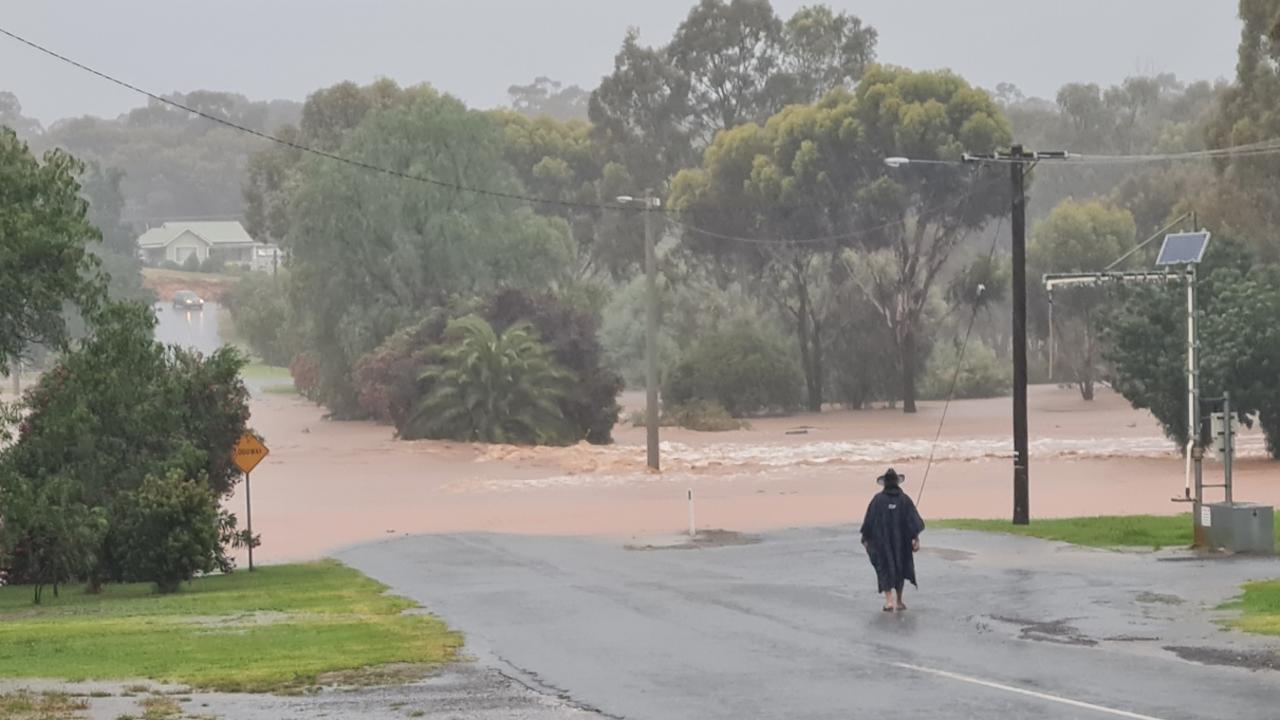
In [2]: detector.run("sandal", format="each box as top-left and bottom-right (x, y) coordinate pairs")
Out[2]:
(882, 604), (895, 612)
(896, 603), (907, 611)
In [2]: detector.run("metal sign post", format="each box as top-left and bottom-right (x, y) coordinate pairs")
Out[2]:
(245, 471), (254, 571)
(232, 432), (270, 571)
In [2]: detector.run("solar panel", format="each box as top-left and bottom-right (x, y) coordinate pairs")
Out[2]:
(1156, 232), (1211, 266)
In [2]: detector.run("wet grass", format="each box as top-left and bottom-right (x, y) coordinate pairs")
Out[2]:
(935, 514), (1198, 549)
(0, 561), (461, 692)
(938, 513), (1280, 551)
(0, 691), (88, 719)
(239, 363), (291, 383)
(1222, 580), (1280, 635)
(240, 362), (295, 395)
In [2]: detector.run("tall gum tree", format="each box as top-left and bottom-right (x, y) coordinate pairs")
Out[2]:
(671, 66), (1010, 413)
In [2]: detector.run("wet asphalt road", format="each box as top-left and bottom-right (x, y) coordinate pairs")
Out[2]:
(341, 528), (1280, 720)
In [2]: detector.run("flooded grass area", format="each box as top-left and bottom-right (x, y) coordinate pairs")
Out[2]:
(0, 690), (88, 719)
(0, 561), (460, 692)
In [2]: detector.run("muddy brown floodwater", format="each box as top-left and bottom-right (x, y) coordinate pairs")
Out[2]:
(231, 385), (1279, 564)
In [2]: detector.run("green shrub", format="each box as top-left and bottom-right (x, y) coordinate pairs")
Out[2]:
(199, 255), (226, 274)
(662, 401), (746, 432)
(405, 316), (571, 444)
(352, 312), (448, 426)
(920, 339), (1010, 400)
(484, 289), (622, 444)
(181, 254), (200, 272)
(2, 303), (250, 591)
(663, 323), (802, 416)
(112, 470), (221, 593)
(223, 273), (296, 366)
(0, 473), (107, 603)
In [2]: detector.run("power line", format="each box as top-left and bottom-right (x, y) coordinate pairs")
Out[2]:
(1067, 139), (1280, 165)
(900, 138), (1280, 167)
(915, 214), (1005, 509)
(0, 25), (1016, 244)
(0, 24), (632, 213)
(673, 175), (1005, 246)
(0, 24), (975, 222)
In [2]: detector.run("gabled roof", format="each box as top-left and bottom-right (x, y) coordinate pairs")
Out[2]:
(137, 221), (254, 248)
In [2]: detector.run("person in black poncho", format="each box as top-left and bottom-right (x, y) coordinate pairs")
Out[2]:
(860, 468), (925, 612)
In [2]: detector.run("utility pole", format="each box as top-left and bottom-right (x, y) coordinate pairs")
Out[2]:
(643, 190), (660, 471)
(1009, 148), (1030, 525)
(617, 192), (662, 471)
(963, 146), (1068, 525)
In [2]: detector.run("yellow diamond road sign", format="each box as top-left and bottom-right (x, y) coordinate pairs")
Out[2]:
(233, 432), (269, 474)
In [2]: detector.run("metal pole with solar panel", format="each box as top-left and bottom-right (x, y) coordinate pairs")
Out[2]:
(1043, 222), (1218, 546)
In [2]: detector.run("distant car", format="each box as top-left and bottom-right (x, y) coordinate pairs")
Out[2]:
(172, 290), (205, 310)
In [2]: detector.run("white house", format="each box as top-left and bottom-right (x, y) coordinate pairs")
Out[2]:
(136, 221), (277, 268)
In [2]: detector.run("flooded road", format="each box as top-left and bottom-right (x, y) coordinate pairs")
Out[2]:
(153, 301), (224, 356)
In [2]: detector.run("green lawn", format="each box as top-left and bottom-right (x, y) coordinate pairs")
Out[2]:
(0, 561), (460, 692)
(937, 513), (1280, 550)
(239, 363), (291, 383)
(935, 514), (1200, 549)
(1224, 580), (1280, 635)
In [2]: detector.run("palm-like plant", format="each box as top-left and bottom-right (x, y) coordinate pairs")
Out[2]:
(405, 315), (572, 444)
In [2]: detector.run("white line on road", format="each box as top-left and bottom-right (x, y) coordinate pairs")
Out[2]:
(892, 662), (1168, 720)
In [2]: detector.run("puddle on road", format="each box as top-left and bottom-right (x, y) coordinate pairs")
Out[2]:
(919, 547), (975, 562)
(1135, 591), (1184, 605)
(989, 615), (1099, 647)
(625, 529), (762, 551)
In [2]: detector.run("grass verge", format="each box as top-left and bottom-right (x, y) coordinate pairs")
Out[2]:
(0, 560), (460, 692)
(935, 514), (1200, 549)
(239, 363), (291, 383)
(1221, 580), (1280, 636)
(937, 513), (1280, 550)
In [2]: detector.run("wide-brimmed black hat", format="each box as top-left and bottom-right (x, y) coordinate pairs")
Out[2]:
(876, 468), (904, 486)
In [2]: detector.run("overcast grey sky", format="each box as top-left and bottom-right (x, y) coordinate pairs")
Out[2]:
(0, 1), (1243, 126)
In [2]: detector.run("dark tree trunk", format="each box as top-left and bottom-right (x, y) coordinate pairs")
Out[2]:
(1079, 312), (1096, 401)
(810, 314), (824, 413)
(900, 327), (918, 414)
(792, 262), (823, 412)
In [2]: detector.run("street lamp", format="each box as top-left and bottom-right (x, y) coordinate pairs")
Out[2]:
(617, 192), (662, 471)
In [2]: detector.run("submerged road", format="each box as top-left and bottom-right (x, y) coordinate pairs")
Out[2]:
(341, 528), (1280, 719)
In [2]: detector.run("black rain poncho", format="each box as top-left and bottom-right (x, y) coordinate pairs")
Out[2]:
(860, 485), (925, 593)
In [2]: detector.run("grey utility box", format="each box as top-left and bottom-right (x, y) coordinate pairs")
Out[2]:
(1205, 503), (1275, 554)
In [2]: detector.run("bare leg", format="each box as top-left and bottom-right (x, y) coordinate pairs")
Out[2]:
(883, 590), (894, 611)
(895, 587), (906, 610)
